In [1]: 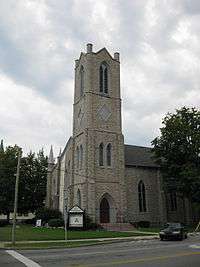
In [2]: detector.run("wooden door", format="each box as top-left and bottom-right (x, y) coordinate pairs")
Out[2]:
(100, 198), (110, 223)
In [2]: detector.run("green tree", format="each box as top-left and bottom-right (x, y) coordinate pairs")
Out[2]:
(0, 141), (48, 222)
(19, 150), (48, 214)
(152, 107), (200, 203)
(0, 143), (20, 222)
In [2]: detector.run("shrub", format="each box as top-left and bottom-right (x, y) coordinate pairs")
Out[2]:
(137, 221), (150, 228)
(23, 218), (36, 225)
(0, 220), (8, 227)
(48, 218), (64, 228)
(84, 213), (101, 230)
(35, 207), (62, 224)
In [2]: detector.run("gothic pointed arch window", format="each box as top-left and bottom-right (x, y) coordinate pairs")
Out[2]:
(99, 143), (104, 166)
(80, 145), (83, 169)
(138, 180), (147, 212)
(77, 189), (81, 207)
(170, 191), (177, 211)
(106, 143), (111, 166)
(99, 62), (108, 94)
(80, 65), (84, 96)
(76, 146), (80, 169)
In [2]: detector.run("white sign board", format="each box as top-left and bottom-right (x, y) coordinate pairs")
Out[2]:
(69, 206), (84, 213)
(36, 219), (42, 227)
(69, 214), (83, 227)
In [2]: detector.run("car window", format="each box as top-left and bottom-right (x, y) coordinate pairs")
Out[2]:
(164, 223), (181, 228)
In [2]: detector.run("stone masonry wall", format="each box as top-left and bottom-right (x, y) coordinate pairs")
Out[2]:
(125, 166), (165, 226)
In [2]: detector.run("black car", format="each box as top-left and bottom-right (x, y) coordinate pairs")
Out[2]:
(159, 222), (188, 241)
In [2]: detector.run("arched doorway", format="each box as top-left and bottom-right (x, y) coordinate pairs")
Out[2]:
(100, 198), (110, 223)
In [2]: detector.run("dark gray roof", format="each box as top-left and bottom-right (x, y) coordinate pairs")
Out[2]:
(124, 144), (159, 168)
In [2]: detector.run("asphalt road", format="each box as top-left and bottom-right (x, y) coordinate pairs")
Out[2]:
(1, 236), (200, 267)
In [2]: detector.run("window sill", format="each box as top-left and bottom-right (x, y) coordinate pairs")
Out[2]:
(98, 165), (113, 169)
(99, 93), (110, 98)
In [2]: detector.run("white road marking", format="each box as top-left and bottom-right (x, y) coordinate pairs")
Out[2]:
(6, 250), (42, 267)
(189, 244), (200, 249)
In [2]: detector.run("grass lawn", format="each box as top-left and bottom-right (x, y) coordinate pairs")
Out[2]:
(4, 240), (111, 249)
(0, 225), (154, 242)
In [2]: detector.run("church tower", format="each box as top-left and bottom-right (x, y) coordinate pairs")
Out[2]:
(72, 44), (127, 223)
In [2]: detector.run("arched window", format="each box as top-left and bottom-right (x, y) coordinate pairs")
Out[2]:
(76, 146), (79, 169)
(170, 192), (177, 211)
(106, 143), (111, 166)
(80, 65), (84, 96)
(77, 189), (81, 207)
(68, 160), (70, 170)
(80, 145), (83, 169)
(99, 62), (108, 94)
(138, 181), (147, 212)
(99, 143), (104, 166)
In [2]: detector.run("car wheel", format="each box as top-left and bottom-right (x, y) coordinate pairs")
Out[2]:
(160, 237), (164, 241)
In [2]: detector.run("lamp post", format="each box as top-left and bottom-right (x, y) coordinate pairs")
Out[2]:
(12, 148), (22, 246)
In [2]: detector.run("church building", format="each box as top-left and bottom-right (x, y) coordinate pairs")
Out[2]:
(46, 44), (192, 227)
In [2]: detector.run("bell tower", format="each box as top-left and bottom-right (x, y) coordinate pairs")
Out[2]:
(72, 44), (127, 223)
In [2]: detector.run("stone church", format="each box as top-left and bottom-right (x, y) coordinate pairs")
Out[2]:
(46, 44), (192, 227)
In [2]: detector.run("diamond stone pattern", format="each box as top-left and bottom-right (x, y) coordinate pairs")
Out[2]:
(98, 104), (111, 121)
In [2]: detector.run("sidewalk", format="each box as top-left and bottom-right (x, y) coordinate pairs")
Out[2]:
(0, 234), (159, 249)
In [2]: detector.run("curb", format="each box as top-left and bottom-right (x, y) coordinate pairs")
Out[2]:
(0, 235), (159, 249)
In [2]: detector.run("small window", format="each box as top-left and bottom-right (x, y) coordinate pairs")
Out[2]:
(76, 146), (80, 169)
(138, 180), (147, 212)
(77, 189), (81, 207)
(100, 66), (103, 93)
(99, 62), (108, 94)
(80, 145), (83, 169)
(106, 143), (111, 166)
(80, 66), (84, 96)
(99, 143), (104, 166)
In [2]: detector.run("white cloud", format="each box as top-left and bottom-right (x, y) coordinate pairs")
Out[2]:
(0, 0), (199, 156)
(0, 74), (72, 155)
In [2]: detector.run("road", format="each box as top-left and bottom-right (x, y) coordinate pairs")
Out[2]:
(1, 236), (200, 267)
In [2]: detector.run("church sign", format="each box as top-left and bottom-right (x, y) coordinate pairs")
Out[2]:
(68, 206), (84, 228)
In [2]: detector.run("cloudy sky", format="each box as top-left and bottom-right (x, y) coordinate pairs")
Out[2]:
(0, 0), (200, 157)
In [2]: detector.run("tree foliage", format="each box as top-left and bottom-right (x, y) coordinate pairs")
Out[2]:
(35, 207), (62, 224)
(18, 149), (48, 214)
(0, 141), (48, 222)
(152, 107), (200, 202)
(0, 143), (19, 221)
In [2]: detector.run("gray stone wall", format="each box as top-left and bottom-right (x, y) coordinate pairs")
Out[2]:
(71, 46), (126, 223)
(125, 166), (165, 226)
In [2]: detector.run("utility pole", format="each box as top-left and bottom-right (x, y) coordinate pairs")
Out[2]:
(12, 148), (22, 246)
(64, 186), (68, 241)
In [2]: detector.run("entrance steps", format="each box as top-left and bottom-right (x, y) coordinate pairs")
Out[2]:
(100, 223), (135, 232)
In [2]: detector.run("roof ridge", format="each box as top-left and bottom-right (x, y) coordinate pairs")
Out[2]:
(124, 144), (152, 149)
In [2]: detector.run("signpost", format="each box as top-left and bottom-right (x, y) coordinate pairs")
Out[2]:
(64, 188), (68, 241)
(36, 219), (42, 227)
(68, 206), (84, 228)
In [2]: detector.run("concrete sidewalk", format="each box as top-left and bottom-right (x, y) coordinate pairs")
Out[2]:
(0, 234), (159, 248)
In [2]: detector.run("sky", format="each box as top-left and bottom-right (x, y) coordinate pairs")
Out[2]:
(0, 0), (200, 157)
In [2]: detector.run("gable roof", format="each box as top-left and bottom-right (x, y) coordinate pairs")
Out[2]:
(124, 144), (159, 168)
